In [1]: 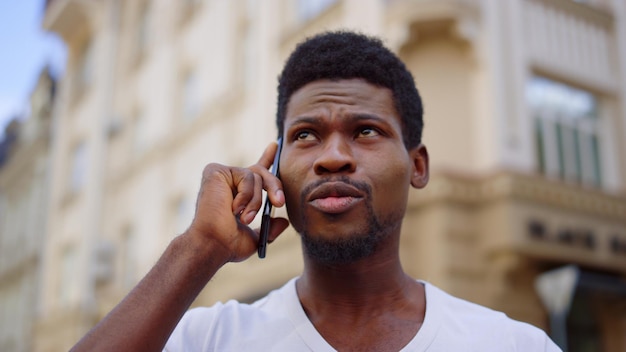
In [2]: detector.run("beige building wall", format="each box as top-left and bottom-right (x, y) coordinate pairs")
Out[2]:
(25, 0), (626, 351)
(0, 69), (55, 352)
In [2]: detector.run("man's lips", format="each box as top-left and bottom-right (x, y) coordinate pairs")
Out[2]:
(307, 182), (365, 214)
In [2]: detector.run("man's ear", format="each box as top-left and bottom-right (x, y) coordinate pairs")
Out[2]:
(409, 144), (429, 189)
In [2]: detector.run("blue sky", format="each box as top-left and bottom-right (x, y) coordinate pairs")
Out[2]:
(0, 0), (66, 137)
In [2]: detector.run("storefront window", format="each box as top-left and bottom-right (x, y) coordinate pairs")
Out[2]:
(567, 291), (603, 352)
(527, 77), (601, 187)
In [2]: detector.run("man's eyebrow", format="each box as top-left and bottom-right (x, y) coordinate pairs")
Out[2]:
(345, 113), (388, 124)
(287, 116), (321, 127)
(288, 113), (390, 127)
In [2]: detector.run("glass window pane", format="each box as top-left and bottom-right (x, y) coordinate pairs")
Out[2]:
(133, 111), (151, 154)
(591, 135), (602, 186)
(182, 71), (199, 120)
(527, 76), (601, 186)
(527, 77), (596, 120)
(70, 142), (86, 192)
(559, 123), (579, 182)
(59, 247), (78, 307)
(78, 40), (94, 88)
(534, 118), (546, 174)
(121, 227), (137, 289)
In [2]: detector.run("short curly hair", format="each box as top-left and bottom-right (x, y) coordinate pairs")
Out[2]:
(276, 31), (423, 149)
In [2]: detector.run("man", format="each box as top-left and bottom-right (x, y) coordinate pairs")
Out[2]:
(72, 31), (561, 351)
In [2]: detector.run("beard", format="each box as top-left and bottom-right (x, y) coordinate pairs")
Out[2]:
(296, 176), (403, 265)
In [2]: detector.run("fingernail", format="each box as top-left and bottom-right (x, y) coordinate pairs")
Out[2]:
(275, 190), (285, 205)
(243, 210), (257, 224)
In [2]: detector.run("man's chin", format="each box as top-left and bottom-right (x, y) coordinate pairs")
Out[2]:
(299, 230), (382, 265)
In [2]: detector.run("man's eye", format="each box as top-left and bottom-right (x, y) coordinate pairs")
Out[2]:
(358, 127), (380, 138)
(296, 131), (315, 140)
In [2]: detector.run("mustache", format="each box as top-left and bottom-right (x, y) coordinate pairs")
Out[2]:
(300, 176), (372, 202)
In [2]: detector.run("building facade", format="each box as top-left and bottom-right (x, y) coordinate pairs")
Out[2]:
(0, 69), (56, 352)
(32, 0), (626, 351)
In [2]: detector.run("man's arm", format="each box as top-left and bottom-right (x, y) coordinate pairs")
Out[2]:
(71, 233), (226, 351)
(71, 143), (288, 351)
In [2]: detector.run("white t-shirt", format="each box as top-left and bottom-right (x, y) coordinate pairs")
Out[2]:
(165, 278), (561, 351)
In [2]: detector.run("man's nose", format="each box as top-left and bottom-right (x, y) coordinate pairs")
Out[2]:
(313, 135), (356, 175)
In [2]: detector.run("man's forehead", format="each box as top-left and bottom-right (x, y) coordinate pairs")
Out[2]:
(290, 78), (389, 97)
(285, 79), (395, 118)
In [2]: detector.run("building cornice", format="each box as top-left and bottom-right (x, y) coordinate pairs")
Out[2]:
(409, 171), (626, 222)
(408, 170), (626, 273)
(537, 0), (614, 29)
(43, 0), (103, 43)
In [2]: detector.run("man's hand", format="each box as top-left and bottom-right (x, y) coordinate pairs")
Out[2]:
(186, 141), (290, 263)
(70, 141), (290, 352)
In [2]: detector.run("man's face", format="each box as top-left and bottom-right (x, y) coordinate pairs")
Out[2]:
(279, 79), (428, 263)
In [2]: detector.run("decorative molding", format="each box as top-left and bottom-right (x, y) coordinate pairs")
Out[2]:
(43, 0), (103, 43)
(535, 0), (614, 28)
(385, 0), (481, 63)
(409, 171), (626, 221)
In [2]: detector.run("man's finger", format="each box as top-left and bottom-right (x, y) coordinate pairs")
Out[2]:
(250, 141), (284, 207)
(238, 173), (263, 224)
(257, 140), (279, 170)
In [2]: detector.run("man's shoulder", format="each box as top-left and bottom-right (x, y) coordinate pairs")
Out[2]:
(420, 282), (562, 351)
(185, 278), (296, 323)
(423, 282), (507, 320)
(165, 279), (299, 351)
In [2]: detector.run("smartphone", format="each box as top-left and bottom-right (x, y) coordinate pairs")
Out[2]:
(258, 137), (283, 258)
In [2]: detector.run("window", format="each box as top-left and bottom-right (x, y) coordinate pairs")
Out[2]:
(182, 69), (200, 120)
(527, 77), (601, 187)
(120, 227), (137, 289)
(136, 2), (152, 57)
(59, 246), (78, 307)
(73, 39), (94, 96)
(69, 142), (86, 193)
(173, 196), (193, 236)
(78, 41), (93, 86)
(132, 110), (150, 154)
(297, 0), (337, 22)
(567, 291), (603, 352)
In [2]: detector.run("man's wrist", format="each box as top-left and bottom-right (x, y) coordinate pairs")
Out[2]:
(174, 229), (231, 273)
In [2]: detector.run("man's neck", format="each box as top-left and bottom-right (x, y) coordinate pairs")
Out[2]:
(296, 236), (424, 310)
(295, 249), (426, 351)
